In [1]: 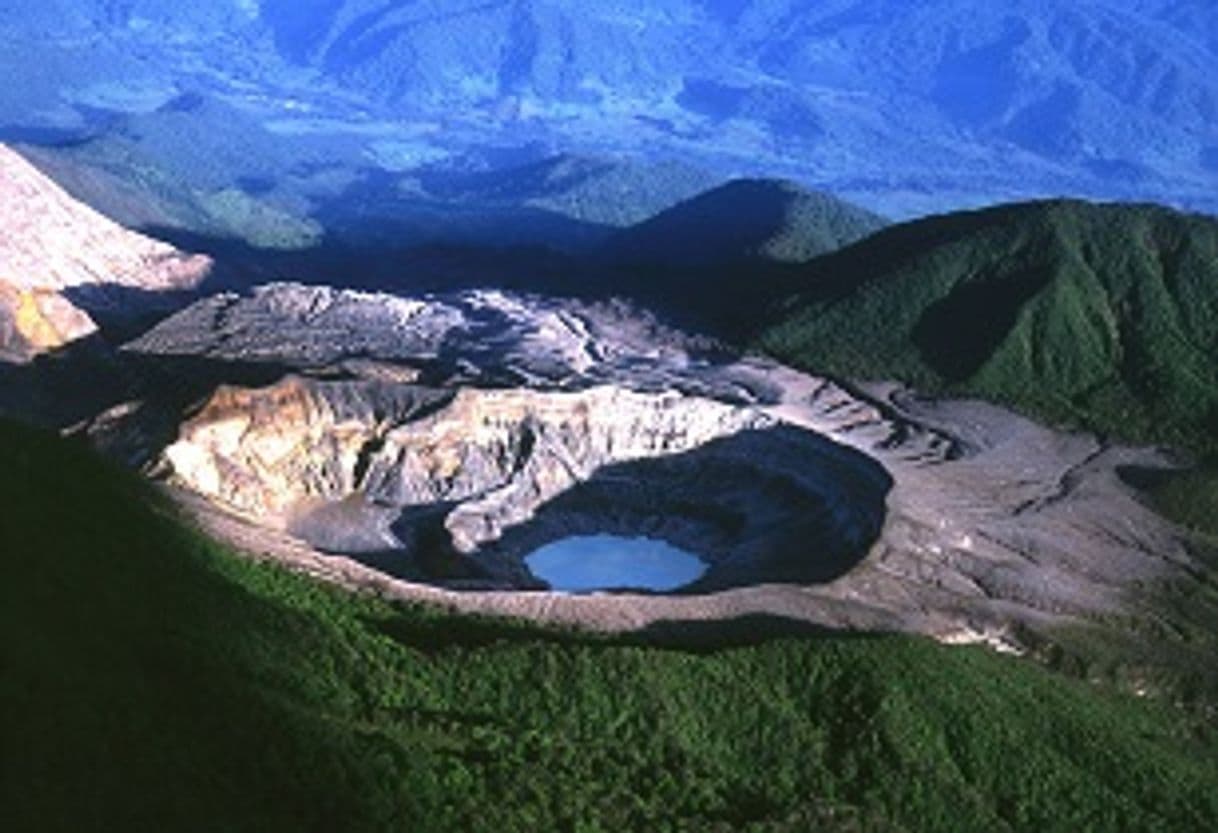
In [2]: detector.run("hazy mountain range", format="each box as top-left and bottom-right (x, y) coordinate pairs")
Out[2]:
(2, 0), (1215, 238)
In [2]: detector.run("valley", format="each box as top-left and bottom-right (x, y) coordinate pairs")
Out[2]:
(3, 0), (1217, 257)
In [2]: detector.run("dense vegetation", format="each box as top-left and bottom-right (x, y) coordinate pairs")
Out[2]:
(757, 200), (1218, 454)
(3, 419), (1217, 832)
(607, 179), (886, 268)
(16, 0), (1218, 220)
(1134, 456), (1218, 546)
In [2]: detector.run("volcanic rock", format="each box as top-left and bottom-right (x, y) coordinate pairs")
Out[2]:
(0, 143), (212, 360)
(134, 284), (1202, 651)
(164, 378), (830, 584)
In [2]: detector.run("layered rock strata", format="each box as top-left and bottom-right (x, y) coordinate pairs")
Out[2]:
(164, 376), (889, 588)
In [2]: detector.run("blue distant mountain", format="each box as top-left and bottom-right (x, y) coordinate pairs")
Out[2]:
(1, 0), (1215, 221)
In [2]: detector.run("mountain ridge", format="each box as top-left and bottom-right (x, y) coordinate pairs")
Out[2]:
(2, 1), (1216, 219)
(606, 178), (887, 267)
(756, 197), (1218, 453)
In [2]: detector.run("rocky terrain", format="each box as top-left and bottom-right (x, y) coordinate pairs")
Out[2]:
(0, 143), (211, 360)
(124, 282), (1201, 650)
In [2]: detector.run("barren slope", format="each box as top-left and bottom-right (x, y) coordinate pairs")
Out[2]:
(0, 144), (211, 360)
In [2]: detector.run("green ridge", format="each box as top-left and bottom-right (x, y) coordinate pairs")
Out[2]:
(757, 200), (1218, 454)
(608, 179), (886, 267)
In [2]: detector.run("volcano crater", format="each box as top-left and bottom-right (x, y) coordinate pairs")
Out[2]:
(164, 376), (892, 593)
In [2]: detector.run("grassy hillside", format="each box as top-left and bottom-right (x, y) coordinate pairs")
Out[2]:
(757, 200), (1218, 454)
(2, 419), (1217, 832)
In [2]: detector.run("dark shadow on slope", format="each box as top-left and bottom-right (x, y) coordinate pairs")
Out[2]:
(123, 173), (889, 346)
(137, 224), (618, 300)
(132, 222), (791, 343)
(310, 165), (618, 253)
(415, 154), (621, 203)
(112, 166), (898, 348)
(0, 335), (319, 468)
(606, 179), (798, 268)
(0, 335), (138, 428)
(593, 258), (811, 341)
(325, 425), (892, 594)
(911, 265), (1055, 381)
(0, 123), (104, 146)
(60, 279), (241, 346)
(374, 608), (880, 657)
(605, 178), (886, 269)
(0, 417), (445, 831)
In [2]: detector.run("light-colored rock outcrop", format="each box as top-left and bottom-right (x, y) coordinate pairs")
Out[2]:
(0, 281), (97, 360)
(0, 144), (212, 360)
(165, 377), (447, 515)
(166, 377), (780, 556)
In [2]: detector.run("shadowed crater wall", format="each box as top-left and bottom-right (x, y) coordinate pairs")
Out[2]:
(162, 375), (891, 593)
(470, 426), (893, 592)
(295, 426), (892, 592)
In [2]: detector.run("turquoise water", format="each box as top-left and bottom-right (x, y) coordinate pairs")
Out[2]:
(525, 535), (709, 593)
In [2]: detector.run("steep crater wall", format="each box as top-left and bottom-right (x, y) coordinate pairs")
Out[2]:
(164, 375), (892, 590)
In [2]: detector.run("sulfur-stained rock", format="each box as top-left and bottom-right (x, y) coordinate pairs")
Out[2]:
(166, 377), (771, 534)
(165, 377), (453, 516)
(0, 281), (97, 361)
(0, 143), (212, 361)
(162, 371), (897, 590)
